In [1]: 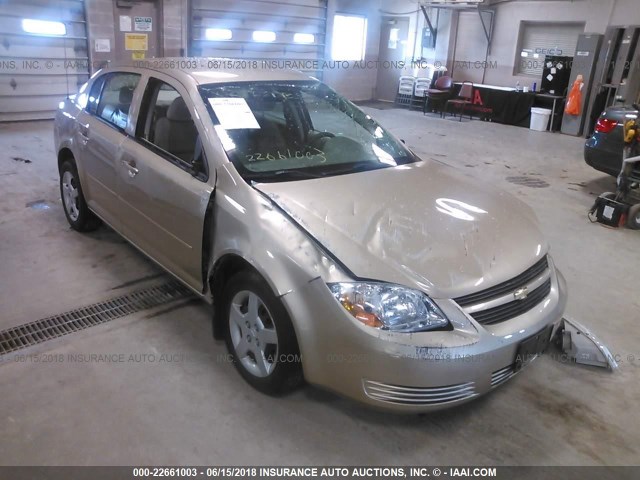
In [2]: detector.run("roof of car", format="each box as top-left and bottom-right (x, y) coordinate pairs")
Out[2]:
(103, 58), (314, 85)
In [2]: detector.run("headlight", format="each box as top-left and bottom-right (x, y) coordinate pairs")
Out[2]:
(328, 282), (449, 333)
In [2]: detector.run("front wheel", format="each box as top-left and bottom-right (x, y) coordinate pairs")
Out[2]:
(222, 271), (303, 395)
(59, 159), (101, 232)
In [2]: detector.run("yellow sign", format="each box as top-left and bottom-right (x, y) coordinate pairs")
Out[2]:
(131, 51), (145, 60)
(125, 33), (147, 51)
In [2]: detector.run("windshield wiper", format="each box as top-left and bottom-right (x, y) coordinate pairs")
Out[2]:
(273, 169), (325, 178)
(243, 168), (324, 183)
(315, 161), (387, 177)
(243, 161), (392, 183)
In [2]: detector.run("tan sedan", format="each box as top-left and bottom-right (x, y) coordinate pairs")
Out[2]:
(54, 60), (567, 412)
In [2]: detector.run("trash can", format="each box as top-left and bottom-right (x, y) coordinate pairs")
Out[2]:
(530, 107), (552, 132)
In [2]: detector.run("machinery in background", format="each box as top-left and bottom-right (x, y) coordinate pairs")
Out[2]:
(584, 26), (640, 137)
(589, 116), (640, 229)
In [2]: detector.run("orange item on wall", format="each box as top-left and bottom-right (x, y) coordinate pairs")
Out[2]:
(565, 75), (584, 116)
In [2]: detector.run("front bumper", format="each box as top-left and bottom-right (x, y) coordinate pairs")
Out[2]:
(282, 265), (567, 413)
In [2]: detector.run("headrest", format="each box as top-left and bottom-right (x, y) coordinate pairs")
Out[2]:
(119, 86), (134, 104)
(166, 96), (192, 121)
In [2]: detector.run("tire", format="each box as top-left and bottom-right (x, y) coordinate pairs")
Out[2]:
(222, 270), (303, 395)
(627, 204), (640, 230)
(59, 159), (101, 232)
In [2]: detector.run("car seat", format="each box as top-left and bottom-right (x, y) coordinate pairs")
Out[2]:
(154, 96), (198, 162)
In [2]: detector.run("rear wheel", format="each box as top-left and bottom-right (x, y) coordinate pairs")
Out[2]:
(222, 270), (303, 395)
(627, 204), (640, 230)
(59, 159), (101, 232)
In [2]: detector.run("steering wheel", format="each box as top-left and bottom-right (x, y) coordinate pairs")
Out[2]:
(307, 131), (335, 150)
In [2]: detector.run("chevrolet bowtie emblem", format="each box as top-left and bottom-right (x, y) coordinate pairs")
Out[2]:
(513, 287), (529, 301)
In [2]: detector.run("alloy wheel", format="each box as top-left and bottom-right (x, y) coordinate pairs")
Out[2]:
(228, 290), (279, 378)
(61, 170), (80, 221)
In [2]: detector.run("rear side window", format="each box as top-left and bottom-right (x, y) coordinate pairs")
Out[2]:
(96, 73), (141, 129)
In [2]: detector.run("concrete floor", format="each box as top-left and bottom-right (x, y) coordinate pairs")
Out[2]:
(0, 111), (638, 467)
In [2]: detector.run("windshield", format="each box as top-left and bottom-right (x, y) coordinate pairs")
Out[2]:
(199, 81), (417, 182)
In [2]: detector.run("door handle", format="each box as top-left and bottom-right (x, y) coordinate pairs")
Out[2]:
(78, 123), (89, 138)
(122, 159), (139, 177)
(78, 123), (89, 144)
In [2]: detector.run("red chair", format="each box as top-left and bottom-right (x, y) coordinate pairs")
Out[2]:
(443, 81), (474, 121)
(423, 75), (453, 115)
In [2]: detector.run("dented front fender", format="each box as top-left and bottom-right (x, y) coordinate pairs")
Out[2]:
(208, 164), (351, 298)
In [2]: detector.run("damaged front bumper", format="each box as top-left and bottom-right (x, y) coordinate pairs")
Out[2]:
(281, 267), (567, 413)
(558, 317), (618, 371)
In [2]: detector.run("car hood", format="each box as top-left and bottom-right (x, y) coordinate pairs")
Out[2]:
(255, 160), (548, 299)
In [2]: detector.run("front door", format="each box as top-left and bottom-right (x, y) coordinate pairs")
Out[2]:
(376, 16), (410, 101)
(117, 75), (213, 292)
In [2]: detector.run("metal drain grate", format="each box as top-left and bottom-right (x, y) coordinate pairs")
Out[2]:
(506, 176), (550, 188)
(0, 281), (193, 355)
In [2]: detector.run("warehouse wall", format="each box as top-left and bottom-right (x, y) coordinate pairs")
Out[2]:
(84, 0), (380, 100)
(424, 9), (456, 73)
(85, 0), (116, 70)
(379, 0), (456, 72)
(77, 0), (640, 102)
(324, 0), (382, 100)
(86, 0), (187, 69)
(371, 0), (640, 91)
(482, 0), (610, 88)
(608, 0), (640, 26)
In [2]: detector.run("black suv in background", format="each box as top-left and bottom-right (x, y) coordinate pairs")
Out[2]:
(584, 104), (640, 176)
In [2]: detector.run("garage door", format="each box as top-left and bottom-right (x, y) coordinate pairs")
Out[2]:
(0, 0), (89, 122)
(189, 0), (327, 79)
(517, 23), (584, 76)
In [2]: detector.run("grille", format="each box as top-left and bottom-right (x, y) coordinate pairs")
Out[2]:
(455, 256), (549, 307)
(469, 278), (552, 325)
(491, 364), (517, 388)
(0, 281), (192, 355)
(363, 380), (476, 406)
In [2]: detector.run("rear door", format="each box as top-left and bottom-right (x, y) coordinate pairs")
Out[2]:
(116, 74), (213, 292)
(77, 71), (141, 229)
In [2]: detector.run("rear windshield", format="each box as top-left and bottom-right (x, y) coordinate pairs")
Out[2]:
(199, 81), (417, 182)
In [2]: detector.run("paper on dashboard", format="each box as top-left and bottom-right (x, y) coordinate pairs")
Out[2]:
(208, 98), (260, 130)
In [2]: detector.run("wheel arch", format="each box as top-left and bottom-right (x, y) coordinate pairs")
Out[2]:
(209, 253), (267, 339)
(207, 251), (309, 345)
(57, 147), (75, 172)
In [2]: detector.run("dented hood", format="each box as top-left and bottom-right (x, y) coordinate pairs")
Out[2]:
(255, 161), (548, 299)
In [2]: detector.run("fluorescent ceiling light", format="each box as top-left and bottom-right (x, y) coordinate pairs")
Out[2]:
(206, 28), (232, 41)
(294, 33), (315, 44)
(22, 18), (66, 36)
(253, 30), (276, 43)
